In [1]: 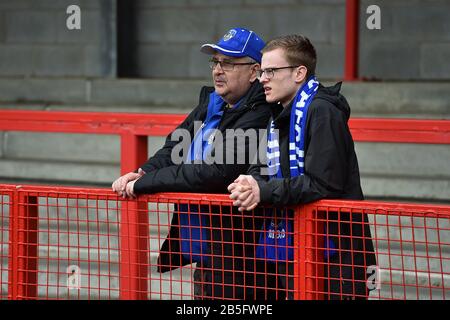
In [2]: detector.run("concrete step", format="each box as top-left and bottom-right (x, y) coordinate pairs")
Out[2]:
(0, 78), (449, 118)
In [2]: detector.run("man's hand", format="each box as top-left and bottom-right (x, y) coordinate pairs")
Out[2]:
(227, 175), (261, 211)
(112, 168), (145, 198)
(124, 179), (138, 199)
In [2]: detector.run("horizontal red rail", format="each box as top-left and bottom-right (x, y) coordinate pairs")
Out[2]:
(1, 110), (449, 144)
(3, 184), (231, 204)
(3, 184), (450, 216)
(348, 118), (450, 144)
(0, 110), (186, 136)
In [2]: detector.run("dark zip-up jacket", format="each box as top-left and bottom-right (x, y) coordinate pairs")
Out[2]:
(249, 82), (364, 204)
(249, 82), (377, 299)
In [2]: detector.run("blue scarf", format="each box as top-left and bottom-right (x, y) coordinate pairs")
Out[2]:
(257, 75), (320, 262)
(186, 92), (226, 162)
(179, 92), (243, 264)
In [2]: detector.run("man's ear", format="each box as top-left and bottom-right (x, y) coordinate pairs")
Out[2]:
(295, 66), (308, 84)
(249, 63), (260, 82)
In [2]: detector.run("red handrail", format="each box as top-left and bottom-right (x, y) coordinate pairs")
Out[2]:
(3, 184), (450, 300)
(1, 110), (449, 159)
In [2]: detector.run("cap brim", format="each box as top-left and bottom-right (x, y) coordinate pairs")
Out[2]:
(200, 44), (245, 57)
(200, 44), (218, 55)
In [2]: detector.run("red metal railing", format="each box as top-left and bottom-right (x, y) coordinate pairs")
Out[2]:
(1, 110), (450, 300)
(1, 110), (449, 177)
(1, 184), (449, 300)
(298, 200), (450, 300)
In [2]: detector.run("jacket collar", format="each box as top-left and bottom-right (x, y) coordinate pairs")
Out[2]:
(271, 99), (293, 128)
(224, 81), (268, 113)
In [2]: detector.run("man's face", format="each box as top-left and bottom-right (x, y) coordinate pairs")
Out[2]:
(211, 52), (258, 105)
(259, 48), (303, 107)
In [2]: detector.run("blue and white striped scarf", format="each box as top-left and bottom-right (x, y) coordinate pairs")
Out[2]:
(258, 75), (319, 262)
(267, 75), (319, 178)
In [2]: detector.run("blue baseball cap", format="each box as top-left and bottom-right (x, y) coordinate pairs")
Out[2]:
(201, 28), (265, 63)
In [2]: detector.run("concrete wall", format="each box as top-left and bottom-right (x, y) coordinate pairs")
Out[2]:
(133, 0), (450, 80)
(0, 0), (115, 78)
(1, 0), (449, 80)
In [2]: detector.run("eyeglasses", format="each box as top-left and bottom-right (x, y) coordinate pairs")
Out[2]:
(256, 66), (300, 80)
(209, 59), (255, 71)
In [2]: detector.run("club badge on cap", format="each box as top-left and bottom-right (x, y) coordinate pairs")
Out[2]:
(201, 28), (265, 63)
(223, 29), (237, 41)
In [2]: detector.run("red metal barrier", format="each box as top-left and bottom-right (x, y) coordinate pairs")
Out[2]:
(0, 185), (13, 300)
(1, 184), (449, 300)
(1, 110), (449, 300)
(301, 200), (450, 300)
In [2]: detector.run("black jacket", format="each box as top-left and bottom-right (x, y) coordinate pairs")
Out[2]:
(250, 82), (377, 299)
(249, 82), (364, 204)
(133, 81), (274, 299)
(134, 81), (272, 194)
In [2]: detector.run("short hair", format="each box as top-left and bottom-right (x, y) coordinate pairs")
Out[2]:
(262, 35), (317, 78)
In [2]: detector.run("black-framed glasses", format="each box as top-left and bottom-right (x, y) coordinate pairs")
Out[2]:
(256, 66), (300, 80)
(209, 59), (255, 71)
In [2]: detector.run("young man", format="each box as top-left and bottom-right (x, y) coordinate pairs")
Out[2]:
(228, 35), (376, 299)
(112, 28), (273, 299)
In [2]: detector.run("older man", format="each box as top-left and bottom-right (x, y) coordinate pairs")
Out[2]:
(112, 28), (273, 299)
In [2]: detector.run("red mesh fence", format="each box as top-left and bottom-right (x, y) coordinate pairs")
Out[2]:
(0, 184), (449, 300)
(301, 200), (450, 300)
(0, 186), (13, 299)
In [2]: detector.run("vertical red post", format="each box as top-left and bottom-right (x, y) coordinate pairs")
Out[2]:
(344, 0), (360, 81)
(296, 204), (324, 300)
(311, 209), (324, 300)
(294, 206), (302, 300)
(8, 190), (38, 300)
(120, 132), (148, 175)
(119, 133), (149, 300)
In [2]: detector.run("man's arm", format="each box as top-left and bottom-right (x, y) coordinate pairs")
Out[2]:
(133, 106), (271, 194)
(112, 87), (211, 197)
(139, 87), (212, 173)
